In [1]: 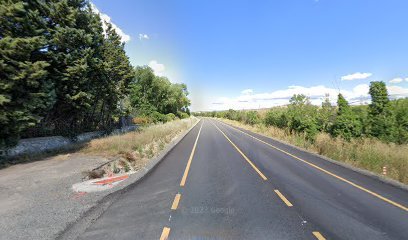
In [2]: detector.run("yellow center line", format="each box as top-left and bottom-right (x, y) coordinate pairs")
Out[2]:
(159, 227), (171, 240)
(180, 121), (203, 187)
(274, 189), (293, 207)
(217, 120), (408, 212)
(312, 231), (326, 240)
(210, 121), (267, 181)
(171, 193), (181, 210)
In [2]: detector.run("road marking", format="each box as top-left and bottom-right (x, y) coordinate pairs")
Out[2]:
(274, 190), (293, 207)
(92, 175), (128, 185)
(171, 194), (181, 210)
(217, 120), (408, 212)
(211, 121), (267, 181)
(160, 227), (171, 240)
(312, 231), (326, 240)
(180, 121), (203, 187)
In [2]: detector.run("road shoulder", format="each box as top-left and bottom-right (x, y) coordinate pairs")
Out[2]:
(0, 119), (200, 240)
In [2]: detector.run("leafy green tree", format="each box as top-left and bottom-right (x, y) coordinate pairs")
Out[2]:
(129, 66), (157, 114)
(129, 66), (190, 121)
(367, 81), (396, 142)
(391, 98), (408, 144)
(330, 94), (362, 141)
(287, 94), (318, 141)
(0, 0), (55, 147)
(317, 94), (336, 133)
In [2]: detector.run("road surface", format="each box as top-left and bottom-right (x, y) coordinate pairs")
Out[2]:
(78, 118), (408, 240)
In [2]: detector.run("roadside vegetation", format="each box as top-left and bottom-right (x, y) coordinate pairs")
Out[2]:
(0, 0), (191, 150)
(82, 117), (198, 178)
(196, 81), (408, 184)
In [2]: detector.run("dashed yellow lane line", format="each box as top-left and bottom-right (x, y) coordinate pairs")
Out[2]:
(312, 231), (326, 240)
(171, 194), (181, 210)
(159, 227), (171, 240)
(180, 122), (203, 187)
(210, 121), (267, 181)
(274, 190), (293, 207)
(216, 120), (408, 212)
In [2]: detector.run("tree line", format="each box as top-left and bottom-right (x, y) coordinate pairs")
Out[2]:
(0, 0), (190, 148)
(196, 81), (408, 144)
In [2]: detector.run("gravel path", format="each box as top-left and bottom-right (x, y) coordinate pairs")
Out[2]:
(0, 153), (122, 240)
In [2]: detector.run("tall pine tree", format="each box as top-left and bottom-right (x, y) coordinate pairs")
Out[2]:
(0, 0), (55, 147)
(45, 0), (105, 134)
(96, 22), (134, 127)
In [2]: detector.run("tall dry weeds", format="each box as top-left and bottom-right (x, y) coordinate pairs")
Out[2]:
(82, 117), (198, 176)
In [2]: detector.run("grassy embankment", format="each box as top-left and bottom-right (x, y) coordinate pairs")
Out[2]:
(218, 118), (408, 184)
(82, 117), (198, 177)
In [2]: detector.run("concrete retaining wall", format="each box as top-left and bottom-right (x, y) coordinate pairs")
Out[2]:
(1, 126), (138, 158)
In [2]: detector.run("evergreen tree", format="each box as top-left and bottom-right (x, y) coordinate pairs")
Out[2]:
(45, 0), (106, 134)
(94, 22), (134, 127)
(0, 0), (55, 147)
(367, 81), (396, 142)
(0, 0), (187, 148)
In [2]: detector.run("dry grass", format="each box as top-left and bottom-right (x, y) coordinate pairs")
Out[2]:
(81, 117), (198, 177)
(218, 118), (408, 184)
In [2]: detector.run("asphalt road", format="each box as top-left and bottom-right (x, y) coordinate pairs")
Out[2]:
(78, 118), (408, 240)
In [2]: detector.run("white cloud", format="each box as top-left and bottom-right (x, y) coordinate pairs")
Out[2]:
(389, 77), (404, 83)
(406, 78), (408, 82)
(341, 72), (372, 81)
(241, 89), (253, 95)
(148, 60), (165, 76)
(210, 83), (408, 110)
(138, 34), (149, 40)
(387, 85), (408, 98)
(90, 3), (131, 42)
(212, 84), (359, 110)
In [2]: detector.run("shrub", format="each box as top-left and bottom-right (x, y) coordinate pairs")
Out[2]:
(330, 114), (362, 141)
(264, 108), (288, 128)
(150, 111), (168, 123)
(166, 113), (176, 121)
(289, 115), (318, 141)
(244, 111), (260, 125)
(177, 111), (190, 119)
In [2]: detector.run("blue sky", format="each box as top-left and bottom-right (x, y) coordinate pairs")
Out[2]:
(91, 0), (408, 111)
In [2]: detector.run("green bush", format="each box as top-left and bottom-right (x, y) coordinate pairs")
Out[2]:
(177, 111), (190, 119)
(244, 111), (260, 125)
(150, 111), (168, 123)
(289, 114), (318, 141)
(264, 108), (288, 128)
(166, 113), (176, 121)
(330, 114), (362, 141)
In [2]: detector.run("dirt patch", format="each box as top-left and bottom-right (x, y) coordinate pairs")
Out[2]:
(0, 153), (111, 240)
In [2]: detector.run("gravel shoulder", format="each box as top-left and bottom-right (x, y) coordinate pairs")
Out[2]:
(0, 154), (112, 240)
